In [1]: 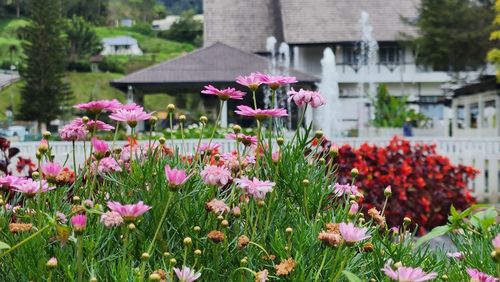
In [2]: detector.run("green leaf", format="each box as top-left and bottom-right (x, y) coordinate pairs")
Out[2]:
(0, 241), (10, 250)
(415, 225), (452, 249)
(343, 271), (362, 282)
(470, 207), (498, 230)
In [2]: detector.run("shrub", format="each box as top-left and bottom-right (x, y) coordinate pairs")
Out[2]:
(335, 136), (477, 232)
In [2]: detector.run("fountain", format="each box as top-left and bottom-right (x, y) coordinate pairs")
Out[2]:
(316, 48), (341, 138)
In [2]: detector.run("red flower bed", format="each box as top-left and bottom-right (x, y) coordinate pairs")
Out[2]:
(335, 136), (477, 232)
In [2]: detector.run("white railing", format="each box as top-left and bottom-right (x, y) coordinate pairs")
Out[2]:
(11, 137), (500, 202)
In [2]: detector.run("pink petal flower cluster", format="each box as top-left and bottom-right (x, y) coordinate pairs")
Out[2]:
(71, 214), (87, 233)
(72, 118), (115, 132)
(74, 99), (121, 114)
(0, 175), (24, 190)
(493, 233), (500, 251)
(100, 211), (124, 228)
(333, 183), (358, 196)
(107, 201), (151, 222)
(235, 105), (288, 120)
(256, 73), (297, 90)
(201, 85), (246, 101)
(196, 143), (221, 153)
(42, 162), (62, 180)
(12, 179), (54, 197)
(338, 222), (370, 244)
(164, 165), (189, 189)
(466, 268), (498, 282)
(226, 133), (257, 146)
(382, 263), (437, 282)
(287, 88), (326, 108)
(109, 108), (152, 128)
(174, 266), (201, 282)
(92, 137), (109, 156)
(235, 176), (275, 200)
(236, 73), (262, 91)
(200, 165), (232, 187)
(59, 123), (88, 141)
(205, 198), (230, 214)
(97, 157), (122, 173)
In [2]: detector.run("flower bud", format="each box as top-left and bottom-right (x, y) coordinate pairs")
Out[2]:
(363, 242), (374, 252)
(232, 206), (241, 217)
(214, 154), (220, 161)
(351, 168), (359, 177)
(31, 171), (40, 180)
(257, 200), (265, 207)
(200, 116), (208, 124)
(217, 215), (224, 221)
(329, 145), (339, 157)
(441, 275), (448, 281)
(193, 226), (201, 232)
(302, 179), (309, 186)
(240, 257), (248, 265)
(167, 104), (175, 112)
(232, 125), (241, 133)
(384, 185), (392, 197)
(179, 115), (186, 122)
(128, 223), (136, 230)
(318, 158), (326, 165)
(46, 257), (58, 268)
(82, 116), (90, 124)
(42, 131), (51, 139)
(169, 258), (177, 264)
(149, 116), (158, 125)
(221, 219), (229, 227)
(163, 252), (170, 257)
(183, 237), (192, 246)
(73, 196), (81, 203)
(394, 261), (403, 269)
(158, 137), (166, 145)
(285, 227), (293, 234)
(315, 130), (323, 139)
(194, 249), (202, 256)
(141, 252), (150, 260)
(403, 217), (412, 225)
(276, 137), (284, 146)
(90, 278), (98, 282)
(113, 147), (122, 155)
(149, 273), (161, 281)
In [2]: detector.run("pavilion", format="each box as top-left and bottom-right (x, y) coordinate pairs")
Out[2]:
(110, 42), (318, 128)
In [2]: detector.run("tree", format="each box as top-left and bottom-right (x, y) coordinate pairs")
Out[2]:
(65, 16), (101, 63)
(159, 0), (202, 14)
(64, 0), (108, 25)
(488, 0), (500, 79)
(410, 0), (494, 71)
(18, 0), (73, 130)
(159, 10), (202, 46)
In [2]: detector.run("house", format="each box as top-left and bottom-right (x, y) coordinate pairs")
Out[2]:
(451, 76), (500, 137)
(203, 0), (480, 135)
(101, 36), (143, 56)
(152, 14), (203, 31)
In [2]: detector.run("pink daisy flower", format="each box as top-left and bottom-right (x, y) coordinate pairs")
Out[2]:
(349, 202), (359, 215)
(287, 88), (326, 108)
(91, 137), (109, 158)
(466, 268), (499, 282)
(382, 263), (437, 282)
(235, 105), (288, 120)
(235, 176), (275, 200)
(333, 183), (358, 196)
(59, 123), (88, 141)
(71, 214), (87, 233)
(338, 222), (370, 244)
(236, 73), (263, 91)
(0, 175), (24, 190)
(173, 266), (201, 282)
(446, 251), (464, 260)
(42, 162), (62, 181)
(107, 201), (151, 222)
(109, 108), (152, 128)
(201, 85), (246, 101)
(118, 103), (143, 111)
(74, 99), (121, 114)
(200, 165), (232, 187)
(255, 72), (297, 90)
(205, 198), (230, 214)
(12, 179), (54, 197)
(97, 157), (122, 173)
(72, 118), (114, 132)
(226, 133), (257, 146)
(196, 143), (221, 153)
(100, 211), (124, 228)
(164, 165), (189, 189)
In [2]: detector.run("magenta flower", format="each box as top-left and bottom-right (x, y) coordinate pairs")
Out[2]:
(205, 198), (230, 214)
(446, 251), (464, 260)
(97, 157), (122, 173)
(338, 222), (370, 244)
(42, 162), (62, 181)
(109, 108), (152, 128)
(288, 88), (326, 108)
(256, 73), (297, 90)
(12, 179), (54, 197)
(333, 183), (358, 196)
(467, 268), (499, 282)
(71, 214), (87, 233)
(91, 137), (109, 158)
(173, 266), (201, 282)
(200, 165), (232, 187)
(493, 233), (500, 251)
(271, 151), (280, 163)
(196, 143), (221, 153)
(349, 202), (359, 216)
(236, 73), (263, 91)
(74, 99), (121, 114)
(382, 263), (437, 282)
(164, 165), (189, 189)
(201, 85), (246, 101)
(107, 201), (151, 222)
(226, 133), (257, 146)
(59, 123), (88, 141)
(118, 103), (143, 111)
(72, 118), (114, 132)
(235, 176), (275, 200)
(100, 211), (124, 228)
(235, 105), (288, 120)
(0, 175), (24, 190)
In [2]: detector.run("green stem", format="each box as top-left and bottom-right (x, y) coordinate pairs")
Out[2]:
(0, 224), (51, 259)
(169, 112), (174, 150)
(180, 121), (186, 155)
(252, 90), (257, 109)
(290, 104), (308, 145)
(206, 101), (224, 150)
(191, 123), (206, 168)
(314, 248), (328, 282)
(76, 235), (84, 282)
(72, 141), (77, 176)
(130, 127), (135, 164)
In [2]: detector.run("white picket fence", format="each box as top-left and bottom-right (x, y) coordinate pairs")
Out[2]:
(11, 137), (500, 202)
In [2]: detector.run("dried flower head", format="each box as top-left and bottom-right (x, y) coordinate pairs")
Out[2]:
(207, 230), (225, 243)
(275, 258), (297, 276)
(237, 235), (250, 249)
(9, 223), (33, 234)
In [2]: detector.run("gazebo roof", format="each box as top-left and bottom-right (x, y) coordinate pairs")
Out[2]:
(110, 42), (319, 93)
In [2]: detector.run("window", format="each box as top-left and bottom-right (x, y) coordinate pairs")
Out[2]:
(457, 105), (465, 129)
(470, 103), (479, 129)
(379, 43), (403, 65)
(484, 100), (496, 128)
(342, 44), (359, 66)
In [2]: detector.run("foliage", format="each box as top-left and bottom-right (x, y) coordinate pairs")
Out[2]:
(0, 17), (27, 68)
(334, 136), (477, 232)
(64, 16), (101, 63)
(64, 0), (108, 25)
(488, 0), (500, 80)
(159, 0), (202, 14)
(17, 0), (73, 127)
(158, 10), (202, 46)
(372, 84), (429, 128)
(107, 0), (157, 23)
(410, 0), (494, 71)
